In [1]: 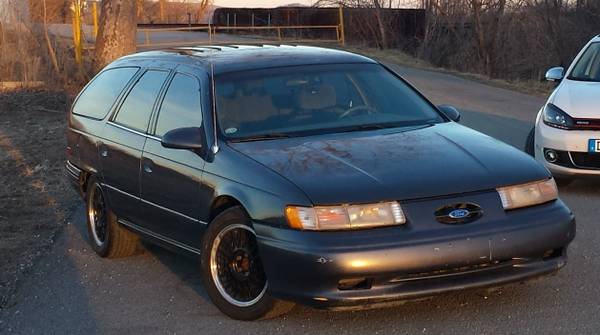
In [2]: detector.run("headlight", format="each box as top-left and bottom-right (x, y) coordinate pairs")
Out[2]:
(496, 179), (558, 210)
(543, 103), (574, 129)
(285, 202), (406, 230)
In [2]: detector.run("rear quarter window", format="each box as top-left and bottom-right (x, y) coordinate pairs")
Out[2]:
(72, 67), (140, 119)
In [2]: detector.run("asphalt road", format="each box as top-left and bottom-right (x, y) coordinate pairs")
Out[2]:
(2, 63), (600, 335)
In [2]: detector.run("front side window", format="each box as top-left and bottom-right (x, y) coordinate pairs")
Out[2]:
(569, 42), (600, 82)
(155, 73), (202, 137)
(73, 67), (139, 119)
(114, 70), (169, 132)
(215, 63), (444, 140)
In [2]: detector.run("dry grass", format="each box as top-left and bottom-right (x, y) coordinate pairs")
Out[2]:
(0, 1), (90, 92)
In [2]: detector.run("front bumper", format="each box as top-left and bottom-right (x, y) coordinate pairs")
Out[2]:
(255, 200), (575, 310)
(535, 121), (600, 176)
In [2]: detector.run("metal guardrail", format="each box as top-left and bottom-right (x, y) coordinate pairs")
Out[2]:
(72, 2), (346, 63)
(136, 24), (343, 48)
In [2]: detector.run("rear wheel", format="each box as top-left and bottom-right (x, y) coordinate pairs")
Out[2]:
(525, 127), (535, 156)
(200, 206), (294, 320)
(85, 177), (141, 258)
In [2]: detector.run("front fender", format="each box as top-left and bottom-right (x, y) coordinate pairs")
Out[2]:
(200, 144), (312, 227)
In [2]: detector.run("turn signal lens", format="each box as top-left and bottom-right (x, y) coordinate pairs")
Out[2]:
(496, 178), (558, 210)
(285, 206), (317, 230)
(285, 202), (406, 231)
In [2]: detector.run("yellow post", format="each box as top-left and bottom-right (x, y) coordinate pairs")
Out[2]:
(160, 0), (165, 23)
(71, 0), (83, 65)
(92, 1), (99, 39)
(338, 5), (345, 46)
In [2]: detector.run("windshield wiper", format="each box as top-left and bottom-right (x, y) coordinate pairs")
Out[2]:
(230, 133), (290, 142)
(337, 122), (437, 134)
(337, 124), (395, 133)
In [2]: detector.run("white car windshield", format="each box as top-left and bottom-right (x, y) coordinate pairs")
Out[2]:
(215, 63), (445, 140)
(569, 42), (600, 82)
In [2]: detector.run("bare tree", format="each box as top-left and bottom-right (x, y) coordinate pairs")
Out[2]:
(42, 0), (60, 75)
(94, 0), (137, 72)
(316, 0), (406, 49)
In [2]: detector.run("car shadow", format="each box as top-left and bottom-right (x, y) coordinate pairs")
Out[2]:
(140, 241), (212, 303)
(67, 210), (213, 305)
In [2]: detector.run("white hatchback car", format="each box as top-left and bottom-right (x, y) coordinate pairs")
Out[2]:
(528, 35), (600, 184)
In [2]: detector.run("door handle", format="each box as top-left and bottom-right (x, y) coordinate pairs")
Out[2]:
(99, 143), (108, 157)
(142, 160), (153, 174)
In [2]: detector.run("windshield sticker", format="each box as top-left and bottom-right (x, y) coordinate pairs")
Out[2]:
(225, 127), (238, 135)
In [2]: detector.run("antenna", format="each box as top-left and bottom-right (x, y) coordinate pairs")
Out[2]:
(210, 60), (219, 155)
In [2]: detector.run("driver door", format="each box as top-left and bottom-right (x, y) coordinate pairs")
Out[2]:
(139, 72), (207, 250)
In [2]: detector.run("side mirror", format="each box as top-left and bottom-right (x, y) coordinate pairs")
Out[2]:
(545, 67), (564, 82)
(161, 127), (204, 150)
(438, 105), (461, 122)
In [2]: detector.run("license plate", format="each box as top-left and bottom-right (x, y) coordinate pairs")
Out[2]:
(589, 139), (600, 153)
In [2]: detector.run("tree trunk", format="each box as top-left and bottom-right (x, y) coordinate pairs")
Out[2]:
(373, 0), (388, 49)
(42, 0), (60, 75)
(470, 0), (488, 74)
(94, 0), (137, 72)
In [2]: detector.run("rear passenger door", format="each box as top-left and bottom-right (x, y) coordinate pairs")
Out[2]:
(100, 69), (169, 224)
(139, 72), (207, 249)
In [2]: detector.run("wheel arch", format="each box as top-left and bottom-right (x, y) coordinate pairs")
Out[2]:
(209, 195), (245, 222)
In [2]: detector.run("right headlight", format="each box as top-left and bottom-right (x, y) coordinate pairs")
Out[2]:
(496, 178), (558, 210)
(543, 103), (574, 129)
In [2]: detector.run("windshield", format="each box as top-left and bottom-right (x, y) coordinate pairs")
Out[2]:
(215, 63), (445, 140)
(568, 42), (600, 82)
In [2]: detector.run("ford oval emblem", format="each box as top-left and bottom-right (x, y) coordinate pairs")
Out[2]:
(448, 209), (470, 219)
(435, 203), (483, 224)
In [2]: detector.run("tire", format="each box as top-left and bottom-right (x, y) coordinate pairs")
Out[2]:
(554, 177), (574, 187)
(200, 206), (294, 320)
(85, 177), (141, 258)
(525, 127), (535, 156)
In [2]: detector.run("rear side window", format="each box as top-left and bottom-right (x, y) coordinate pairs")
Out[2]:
(72, 67), (139, 119)
(155, 73), (202, 137)
(114, 70), (169, 132)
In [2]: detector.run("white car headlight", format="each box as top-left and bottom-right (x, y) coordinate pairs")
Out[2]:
(286, 202), (406, 230)
(496, 178), (558, 210)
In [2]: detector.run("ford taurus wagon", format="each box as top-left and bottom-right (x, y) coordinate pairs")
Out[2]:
(66, 45), (575, 320)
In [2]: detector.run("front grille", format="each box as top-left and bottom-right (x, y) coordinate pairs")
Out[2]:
(570, 152), (600, 169)
(387, 260), (514, 283)
(572, 118), (600, 130)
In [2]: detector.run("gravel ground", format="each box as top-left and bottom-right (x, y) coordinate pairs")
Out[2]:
(0, 90), (78, 308)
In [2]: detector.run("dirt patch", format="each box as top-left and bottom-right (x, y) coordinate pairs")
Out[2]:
(0, 89), (79, 309)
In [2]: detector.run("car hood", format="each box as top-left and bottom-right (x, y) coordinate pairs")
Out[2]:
(228, 122), (550, 205)
(552, 79), (600, 118)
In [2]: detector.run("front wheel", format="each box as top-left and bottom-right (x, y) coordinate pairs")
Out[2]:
(554, 177), (574, 187)
(200, 206), (294, 320)
(525, 127), (535, 156)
